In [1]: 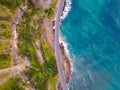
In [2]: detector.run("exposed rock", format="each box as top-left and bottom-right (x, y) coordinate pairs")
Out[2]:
(60, 43), (71, 83)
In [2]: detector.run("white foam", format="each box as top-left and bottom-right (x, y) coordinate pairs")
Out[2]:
(59, 0), (73, 82)
(59, 35), (74, 72)
(59, 36), (69, 55)
(61, 0), (72, 20)
(53, 25), (55, 29)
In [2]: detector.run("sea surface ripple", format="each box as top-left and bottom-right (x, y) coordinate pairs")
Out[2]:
(60, 0), (120, 90)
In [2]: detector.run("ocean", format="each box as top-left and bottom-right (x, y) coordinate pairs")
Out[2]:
(60, 0), (120, 90)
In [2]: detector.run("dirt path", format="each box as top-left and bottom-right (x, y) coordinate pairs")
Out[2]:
(0, 58), (30, 89)
(11, 6), (27, 65)
(0, 58), (29, 75)
(0, 5), (30, 85)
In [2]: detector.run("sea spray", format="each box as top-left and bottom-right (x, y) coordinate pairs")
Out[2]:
(59, 0), (74, 88)
(60, 0), (120, 89)
(59, 35), (74, 85)
(59, 0), (73, 72)
(61, 0), (72, 20)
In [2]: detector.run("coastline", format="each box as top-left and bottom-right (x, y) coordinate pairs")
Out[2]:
(60, 42), (71, 83)
(61, 0), (72, 20)
(59, 0), (72, 83)
(55, 0), (72, 89)
(56, 0), (72, 89)
(42, 0), (72, 89)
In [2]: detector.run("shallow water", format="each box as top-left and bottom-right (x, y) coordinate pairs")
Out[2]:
(60, 0), (120, 90)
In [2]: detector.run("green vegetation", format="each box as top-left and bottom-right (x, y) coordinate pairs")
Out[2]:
(0, 30), (11, 38)
(0, 19), (11, 69)
(0, 41), (11, 54)
(0, 77), (24, 90)
(0, 22), (11, 38)
(0, 54), (11, 69)
(0, 2), (16, 69)
(0, 72), (10, 79)
(0, 72), (11, 85)
(0, 0), (58, 89)
(0, 5), (13, 21)
(0, 22), (9, 29)
(17, 1), (58, 89)
(45, 0), (58, 18)
(45, 7), (54, 18)
(0, 0), (25, 13)
(0, 0), (25, 70)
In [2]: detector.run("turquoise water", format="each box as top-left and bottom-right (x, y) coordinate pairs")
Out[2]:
(60, 0), (120, 90)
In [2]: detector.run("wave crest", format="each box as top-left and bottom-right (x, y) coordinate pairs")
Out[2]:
(61, 0), (72, 20)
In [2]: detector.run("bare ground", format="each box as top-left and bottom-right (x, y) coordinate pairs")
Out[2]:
(35, 40), (45, 63)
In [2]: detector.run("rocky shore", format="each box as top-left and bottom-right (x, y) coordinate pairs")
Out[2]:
(60, 43), (71, 83)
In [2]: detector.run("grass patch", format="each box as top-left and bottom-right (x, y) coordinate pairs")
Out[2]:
(0, 30), (11, 38)
(0, 22), (11, 38)
(0, 41), (11, 54)
(0, 22), (10, 29)
(0, 5), (12, 69)
(0, 72), (10, 79)
(44, 0), (58, 18)
(0, 54), (11, 69)
(0, 43), (4, 52)
(41, 40), (55, 62)
(45, 7), (54, 18)
(48, 75), (59, 90)
(0, 77), (24, 90)
(0, 72), (10, 84)
(0, 0), (25, 13)
(0, 5), (13, 21)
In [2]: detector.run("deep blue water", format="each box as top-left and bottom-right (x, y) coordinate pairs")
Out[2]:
(60, 0), (120, 90)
